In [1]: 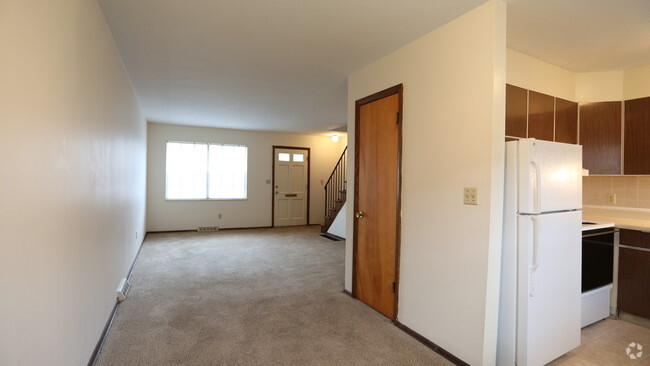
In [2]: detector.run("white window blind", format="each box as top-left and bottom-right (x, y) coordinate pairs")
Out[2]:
(166, 142), (247, 200)
(208, 144), (247, 199)
(166, 142), (208, 199)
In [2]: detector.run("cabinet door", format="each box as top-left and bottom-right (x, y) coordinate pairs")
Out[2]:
(624, 96), (650, 174)
(579, 101), (622, 175)
(555, 97), (578, 144)
(528, 91), (555, 141)
(506, 84), (527, 138)
(620, 229), (650, 250)
(617, 247), (650, 319)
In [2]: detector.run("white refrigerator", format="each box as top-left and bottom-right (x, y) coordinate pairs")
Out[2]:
(498, 139), (582, 366)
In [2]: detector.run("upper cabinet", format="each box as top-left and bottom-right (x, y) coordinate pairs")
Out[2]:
(579, 102), (622, 175)
(506, 84), (527, 138)
(624, 96), (650, 174)
(505, 85), (650, 175)
(505, 84), (578, 143)
(528, 91), (554, 141)
(554, 98), (578, 144)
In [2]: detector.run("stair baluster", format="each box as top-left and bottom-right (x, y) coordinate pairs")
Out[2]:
(321, 147), (347, 233)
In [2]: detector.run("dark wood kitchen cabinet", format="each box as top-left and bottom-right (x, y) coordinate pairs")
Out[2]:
(617, 229), (650, 319)
(528, 90), (555, 141)
(506, 84), (528, 138)
(624, 96), (650, 174)
(554, 97), (578, 144)
(505, 84), (579, 144)
(579, 101), (622, 175)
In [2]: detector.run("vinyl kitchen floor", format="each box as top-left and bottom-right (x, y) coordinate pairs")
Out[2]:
(549, 318), (650, 365)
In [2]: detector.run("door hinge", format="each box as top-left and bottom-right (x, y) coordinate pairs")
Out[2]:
(392, 282), (396, 293)
(396, 112), (400, 124)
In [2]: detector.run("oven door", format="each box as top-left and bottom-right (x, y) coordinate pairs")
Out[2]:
(582, 228), (616, 293)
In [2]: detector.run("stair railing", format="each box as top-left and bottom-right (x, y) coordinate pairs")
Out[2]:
(324, 147), (347, 220)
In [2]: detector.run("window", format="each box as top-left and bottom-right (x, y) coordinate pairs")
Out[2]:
(166, 141), (247, 200)
(292, 153), (304, 162)
(278, 153), (290, 162)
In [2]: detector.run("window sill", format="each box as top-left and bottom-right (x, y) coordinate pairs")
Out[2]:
(165, 198), (248, 201)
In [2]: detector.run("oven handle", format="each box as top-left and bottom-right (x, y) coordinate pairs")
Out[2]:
(582, 229), (617, 238)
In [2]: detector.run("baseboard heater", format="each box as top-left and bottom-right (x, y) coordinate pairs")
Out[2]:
(197, 226), (219, 232)
(116, 278), (130, 302)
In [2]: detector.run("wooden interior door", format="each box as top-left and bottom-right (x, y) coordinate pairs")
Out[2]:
(353, 85), (402, 320)
(273, 147), (309, 227)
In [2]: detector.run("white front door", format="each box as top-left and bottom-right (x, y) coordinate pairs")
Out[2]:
(274, 148), (309, 226)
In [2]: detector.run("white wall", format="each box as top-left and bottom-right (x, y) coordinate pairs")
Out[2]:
(623, 64), (650, 100)
(574, 65), (650, 102)
(507, 49), (575, 101)
(346, 1), (506, 365)
(0, 1), (146, 365)
(147, 123), (347, 231)
(508, 49), (650, 103)
(575, 71), (624, 102)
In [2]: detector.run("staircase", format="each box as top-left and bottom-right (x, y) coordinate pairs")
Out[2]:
(321, 147), (347, 233)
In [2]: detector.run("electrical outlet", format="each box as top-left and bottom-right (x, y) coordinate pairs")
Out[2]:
(464, 187), (478, 205)
(607, 193), (616, 204)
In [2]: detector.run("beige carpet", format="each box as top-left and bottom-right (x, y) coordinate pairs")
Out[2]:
(96, 226), (452, 366)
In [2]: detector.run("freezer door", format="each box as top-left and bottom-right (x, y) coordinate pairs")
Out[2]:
(517, 211), (581, 366)
(517, 139), (582, 214)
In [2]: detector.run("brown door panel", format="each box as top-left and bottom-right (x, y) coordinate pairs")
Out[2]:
(354, 87), (401, 320)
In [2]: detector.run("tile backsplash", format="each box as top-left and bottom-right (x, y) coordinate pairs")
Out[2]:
(583, 176), (650, 209)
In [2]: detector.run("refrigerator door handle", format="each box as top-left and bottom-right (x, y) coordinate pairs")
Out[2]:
(530, 216), (540, 297)
(530, 156), (542, 214)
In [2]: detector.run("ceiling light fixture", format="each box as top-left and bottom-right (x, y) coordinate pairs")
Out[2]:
(331, 134), (339, 142)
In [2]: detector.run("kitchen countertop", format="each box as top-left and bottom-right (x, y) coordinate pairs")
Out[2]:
(582, 221), (615, 231)
(583, 206), (650, 232)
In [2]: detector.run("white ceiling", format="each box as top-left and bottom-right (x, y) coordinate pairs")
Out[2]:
(97, 0), (487, 133)
(507, 0), (650, 72)
(98, 0), (650, 134)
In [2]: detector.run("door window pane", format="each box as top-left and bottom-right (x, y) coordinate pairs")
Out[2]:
(278, 153), (290, 161)
(292, 153), (304, 162)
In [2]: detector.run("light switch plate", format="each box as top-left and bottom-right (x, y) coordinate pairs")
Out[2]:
(464, 187), (478, 205)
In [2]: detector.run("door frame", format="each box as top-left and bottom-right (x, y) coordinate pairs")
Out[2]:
(271, 145), (311, 227)
(352, 84), (403, 320)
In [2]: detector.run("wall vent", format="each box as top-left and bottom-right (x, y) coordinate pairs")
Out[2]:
(197, 226), (220, 232)
(116, 278), (130, 302)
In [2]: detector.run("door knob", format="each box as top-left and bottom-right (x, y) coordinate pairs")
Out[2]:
(355, 211), (365, 219)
